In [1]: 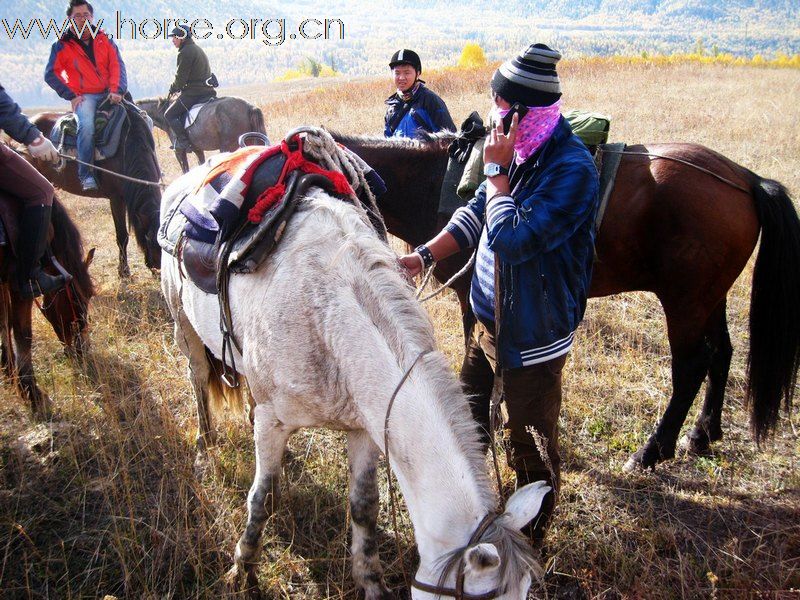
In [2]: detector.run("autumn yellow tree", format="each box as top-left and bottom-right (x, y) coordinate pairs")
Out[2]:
(458, 42), (487, 68)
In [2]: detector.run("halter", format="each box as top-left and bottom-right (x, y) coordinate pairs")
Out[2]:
(33, 256), (84, 342)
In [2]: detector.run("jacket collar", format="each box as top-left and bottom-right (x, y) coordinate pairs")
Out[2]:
(385, 81), (425, 105)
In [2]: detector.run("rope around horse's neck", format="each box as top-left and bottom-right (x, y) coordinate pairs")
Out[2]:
(383, 348), (432, 593)
(416, 250), (477, 303)
(292, 127), (387, 235)
(601, 150), (750, 193)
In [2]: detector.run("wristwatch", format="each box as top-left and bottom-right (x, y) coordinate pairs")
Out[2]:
(483, 162), (509, 177)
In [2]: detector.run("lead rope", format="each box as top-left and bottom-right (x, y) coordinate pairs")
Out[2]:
(383, 349), (432, 593)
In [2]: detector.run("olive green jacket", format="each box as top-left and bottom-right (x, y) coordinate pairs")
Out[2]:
(169, 38), (214, 95)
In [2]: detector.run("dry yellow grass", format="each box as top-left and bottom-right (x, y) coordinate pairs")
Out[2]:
(1, 60), (799, 599)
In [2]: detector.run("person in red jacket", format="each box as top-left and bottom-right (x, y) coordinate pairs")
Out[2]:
(44, 0), (128, 191)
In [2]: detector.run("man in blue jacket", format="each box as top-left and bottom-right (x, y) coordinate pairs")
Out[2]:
(384, 49), (455, 139)
(400, 44), (599, 547)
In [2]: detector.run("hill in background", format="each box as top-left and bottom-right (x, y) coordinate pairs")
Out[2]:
(1, 0), (799, 105)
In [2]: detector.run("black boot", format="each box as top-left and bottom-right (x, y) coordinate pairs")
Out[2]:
(16, 204), (69, 300)
(170, 128), (194, 152)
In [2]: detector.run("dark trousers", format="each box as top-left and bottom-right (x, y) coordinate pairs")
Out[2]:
(460, 321), (566, 542)
(164, 92), (215, 142)
(0, 143), (54, 207)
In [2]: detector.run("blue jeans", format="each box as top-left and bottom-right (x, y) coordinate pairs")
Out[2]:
(74, 93), (106, 181)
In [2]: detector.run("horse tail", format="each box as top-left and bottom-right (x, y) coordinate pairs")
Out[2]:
(204, 348), (246, 420)
(747, 177), (800, 443)
(249, 105), (266, 134)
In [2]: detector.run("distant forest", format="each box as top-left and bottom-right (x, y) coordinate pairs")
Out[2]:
(2, 0), (798, 105)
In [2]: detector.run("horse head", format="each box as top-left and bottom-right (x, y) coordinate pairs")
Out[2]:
(409, 481), (550, 600)
(41, 201), (96, 357)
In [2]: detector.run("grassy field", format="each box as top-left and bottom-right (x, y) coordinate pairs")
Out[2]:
(1, 60), (799, 599)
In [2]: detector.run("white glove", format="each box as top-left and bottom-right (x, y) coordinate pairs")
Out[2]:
(28, 135), (59, 163)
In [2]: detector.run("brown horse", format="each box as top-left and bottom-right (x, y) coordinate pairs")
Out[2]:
(334, 132), (800, 471)
(137, 96), (266, 173)
(0, 195), (95, 420)
(30, 103), (162, 278)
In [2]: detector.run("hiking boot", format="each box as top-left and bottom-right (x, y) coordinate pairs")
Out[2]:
(80, 176), (99, 191)
(16, 204), (70, 300)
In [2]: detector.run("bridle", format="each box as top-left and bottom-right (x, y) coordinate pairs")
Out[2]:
(33, 256), (86, 342)
(384, 351), (507, 600)
(411, 512), (506, 600)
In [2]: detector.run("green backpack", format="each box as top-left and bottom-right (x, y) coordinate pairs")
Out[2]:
(563, 109), (611, 147)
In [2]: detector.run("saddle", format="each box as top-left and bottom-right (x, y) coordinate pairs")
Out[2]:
(49, 100), (127, 161)
(0, 192), (21, 253)
(160, 152), (341, 295)
(593, 142), (626, 234)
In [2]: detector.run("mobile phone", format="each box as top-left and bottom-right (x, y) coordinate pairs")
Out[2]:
(502, 103), (529, 134)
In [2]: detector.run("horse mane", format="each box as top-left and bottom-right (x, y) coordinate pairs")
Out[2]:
(50, 197), (94, 298)
(304, 191), (495, 510)
(120, 103), (161, 254)
(329, 130), (453, 156)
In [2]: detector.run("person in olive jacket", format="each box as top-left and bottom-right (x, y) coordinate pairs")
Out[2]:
(164, 24), (216, 152)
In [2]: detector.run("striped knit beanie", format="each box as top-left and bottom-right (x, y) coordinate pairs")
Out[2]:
(491, 43), (562, 107)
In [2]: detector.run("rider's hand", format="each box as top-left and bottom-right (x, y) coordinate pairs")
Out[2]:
(483, 112), (518, 169)
(28, 135), (59, 163)
(70, 95), (84, 111)
(109, 92), (122, 104)
(399, 253), (424, 278)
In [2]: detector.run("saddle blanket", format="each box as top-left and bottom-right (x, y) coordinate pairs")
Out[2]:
(49, 101), (127, 160)
(185, 99), (215, 129)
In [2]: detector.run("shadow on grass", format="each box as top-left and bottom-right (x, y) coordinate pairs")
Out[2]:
(0, 348), (231, 599)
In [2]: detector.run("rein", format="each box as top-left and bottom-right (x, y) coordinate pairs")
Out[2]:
(382, 349), (505, 600)
(57, 153), (166, 188)
(601, 149), (750, 193)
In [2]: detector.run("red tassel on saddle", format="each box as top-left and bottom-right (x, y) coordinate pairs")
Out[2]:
(247, 137), (355, 224)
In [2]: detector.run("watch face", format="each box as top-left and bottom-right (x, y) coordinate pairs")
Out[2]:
(484, 163), (500, 177)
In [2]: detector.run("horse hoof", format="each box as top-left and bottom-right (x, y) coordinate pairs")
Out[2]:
(679, 433), (712, 456)
(118, 265), (131, 278)
(31, 394), (54, 422)
(193, 451), (212, 481)
(224, 564), (261, 599)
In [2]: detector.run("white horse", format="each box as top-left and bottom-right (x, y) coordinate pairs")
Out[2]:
(161, 171), (551, 599)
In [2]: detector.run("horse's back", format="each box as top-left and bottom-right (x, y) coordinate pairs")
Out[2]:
(591, 142), (760, 300)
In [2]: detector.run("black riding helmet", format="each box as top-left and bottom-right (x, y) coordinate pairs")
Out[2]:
(389, 49), (422, 73)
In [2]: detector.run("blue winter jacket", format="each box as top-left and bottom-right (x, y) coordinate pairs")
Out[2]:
(0, 84), (41, 145)
(384, 83), (455, 139)
(445, 117), (599, 368)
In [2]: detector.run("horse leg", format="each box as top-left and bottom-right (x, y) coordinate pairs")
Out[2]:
(347, 430), (392, 600)
(624, 302), (713, 471)
(227, 403), (289, 597)
(11, 299), (52, 420)
(195, 150), (205, 166)
(681, 301), (732, 455)
(110, 196), (130, 278)
(175, 149), (189, 174)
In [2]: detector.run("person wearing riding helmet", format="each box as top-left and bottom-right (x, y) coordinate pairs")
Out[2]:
(384, 49), (455, 140)
(399, 44), (599, 550)
(0, 84), (69, 299)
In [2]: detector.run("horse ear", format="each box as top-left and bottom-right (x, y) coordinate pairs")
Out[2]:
(464, 543), (501, 574)
(501, 480), (551, 531)
(85, 247), (96, 267)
